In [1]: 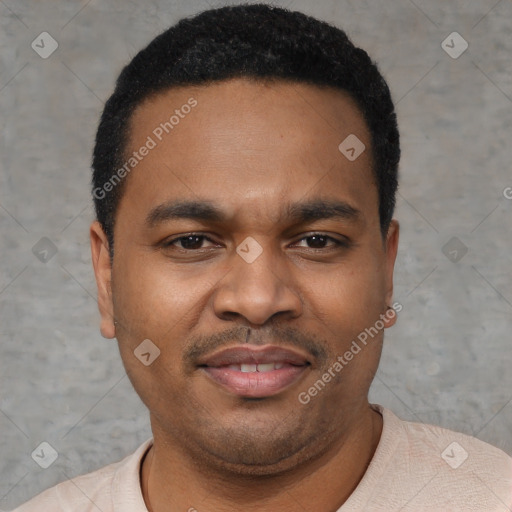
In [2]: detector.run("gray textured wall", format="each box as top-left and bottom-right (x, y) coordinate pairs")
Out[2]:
(1, 0), (511, 509)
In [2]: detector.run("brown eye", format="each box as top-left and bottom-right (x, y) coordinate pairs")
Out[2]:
(164, 234), (216, 250)
(304, 235), (330, 249)
(293, 233), (349, 250)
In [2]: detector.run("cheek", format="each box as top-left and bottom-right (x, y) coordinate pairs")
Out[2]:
(313, 259), (384, 312)
(113, 254), (204, 332)
(307, 258), (386, 351)
(111, 255), (220, 383)
(110, 259), (195, 407)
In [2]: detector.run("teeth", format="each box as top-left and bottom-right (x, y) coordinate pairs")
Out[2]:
(256, 363), (275, 373)
(228, 362), (286, 373)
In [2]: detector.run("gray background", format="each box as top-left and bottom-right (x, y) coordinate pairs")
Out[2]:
(1, 0), (511, 509)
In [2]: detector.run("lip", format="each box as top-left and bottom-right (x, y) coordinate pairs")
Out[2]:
(198, 345), (311, 398)
(198, 345), (311, 367)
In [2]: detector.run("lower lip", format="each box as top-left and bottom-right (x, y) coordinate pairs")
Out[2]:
(202, 365), (309, 398)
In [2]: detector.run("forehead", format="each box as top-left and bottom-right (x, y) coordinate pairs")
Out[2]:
(118, 78), (377, 229)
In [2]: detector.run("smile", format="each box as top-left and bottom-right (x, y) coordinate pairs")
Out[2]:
(198, 345), (311, 398)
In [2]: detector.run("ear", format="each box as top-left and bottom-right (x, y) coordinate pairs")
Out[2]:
(383, 219), (399, 328)
(90, 221), (116, 339)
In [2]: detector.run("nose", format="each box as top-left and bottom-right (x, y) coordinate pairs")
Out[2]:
(212, 238), (303, 326)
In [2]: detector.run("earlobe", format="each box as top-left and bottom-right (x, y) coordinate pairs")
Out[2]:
(383, 305), (398, 329)
(90, 221), (116, 339)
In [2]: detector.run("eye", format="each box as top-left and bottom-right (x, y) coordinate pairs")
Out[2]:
(163, 234), (217, 250)
(161, 232), (350, 253)
(292, 233), (349, 250)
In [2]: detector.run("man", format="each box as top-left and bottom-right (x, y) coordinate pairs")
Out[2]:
(15, 4), (512, 511)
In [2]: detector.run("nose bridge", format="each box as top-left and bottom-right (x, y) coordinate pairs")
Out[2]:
(232, 235), (283, 295)
(213, 235), (302, 324)
(235, 235), (279, 285)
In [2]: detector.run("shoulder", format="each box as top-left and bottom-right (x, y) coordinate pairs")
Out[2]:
(374, 405), (512, 510)
(396, 408), (512, 476)
(11, 439), (152, 512)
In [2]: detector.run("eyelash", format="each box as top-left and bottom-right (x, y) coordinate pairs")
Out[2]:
(162, 232), (350, 251)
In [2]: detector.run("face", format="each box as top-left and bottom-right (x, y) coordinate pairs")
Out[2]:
(91, 78), (399, 475)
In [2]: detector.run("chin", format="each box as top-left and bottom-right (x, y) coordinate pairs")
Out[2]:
(189, 422), (323, 476)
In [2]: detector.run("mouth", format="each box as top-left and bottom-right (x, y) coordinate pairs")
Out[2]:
(198, 345), (311, 398)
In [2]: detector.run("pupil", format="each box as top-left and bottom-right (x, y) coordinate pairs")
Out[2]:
(182, 235), (202, 249)
(308, 235), (326, 248)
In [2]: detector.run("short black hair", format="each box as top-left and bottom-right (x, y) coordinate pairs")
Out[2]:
(92, 3), (400, 255)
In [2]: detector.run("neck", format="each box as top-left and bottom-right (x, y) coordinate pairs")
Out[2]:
(141, 405), (383, 512)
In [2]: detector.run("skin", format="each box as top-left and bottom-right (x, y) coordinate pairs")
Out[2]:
(90, 78), (399, 512)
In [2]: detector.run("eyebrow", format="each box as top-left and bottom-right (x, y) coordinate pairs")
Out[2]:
(145, 198), (362, 228)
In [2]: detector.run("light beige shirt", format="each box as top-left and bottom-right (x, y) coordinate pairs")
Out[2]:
(13, 404), (512, 511)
